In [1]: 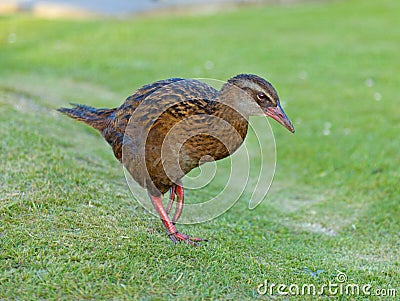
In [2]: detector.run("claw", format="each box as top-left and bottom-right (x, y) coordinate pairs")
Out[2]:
(168, 231), (206, 246)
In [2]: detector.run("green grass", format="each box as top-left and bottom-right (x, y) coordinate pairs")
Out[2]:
(1, 0), (399, 299)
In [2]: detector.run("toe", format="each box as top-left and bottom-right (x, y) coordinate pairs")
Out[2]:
(169, 232), (207, 246)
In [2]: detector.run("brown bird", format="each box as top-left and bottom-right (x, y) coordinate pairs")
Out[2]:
(58, 74), (294, 245)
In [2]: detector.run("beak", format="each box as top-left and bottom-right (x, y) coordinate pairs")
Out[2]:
(265, 102), (295, 133)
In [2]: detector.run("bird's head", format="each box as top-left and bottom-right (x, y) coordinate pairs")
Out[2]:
(227, 74), (295, 133)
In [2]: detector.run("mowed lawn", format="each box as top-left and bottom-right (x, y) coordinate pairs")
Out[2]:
(1, 0), (399, 300)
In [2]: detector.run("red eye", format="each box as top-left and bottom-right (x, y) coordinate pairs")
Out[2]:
(257, 93), (267, 101)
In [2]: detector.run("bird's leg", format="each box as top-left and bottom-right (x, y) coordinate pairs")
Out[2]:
(166, 180), (185, 224)
(166, 186), (175, 215)
(148, 193), (205, 245)
(172, 183), (184, 223)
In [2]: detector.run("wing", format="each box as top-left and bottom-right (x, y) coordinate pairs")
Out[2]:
(106, 78), (220, 193)
(116, 78), (185, 118)
(104, 78), (185, 161)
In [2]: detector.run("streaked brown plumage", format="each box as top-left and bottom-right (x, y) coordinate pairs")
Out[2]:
(59, 74), (294, 245)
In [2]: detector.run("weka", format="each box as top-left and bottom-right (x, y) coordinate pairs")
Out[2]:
(59, 74), (294, 245)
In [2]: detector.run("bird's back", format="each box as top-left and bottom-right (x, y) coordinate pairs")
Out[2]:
(102, 78), (189, 161)
(116, 79), (221, 195)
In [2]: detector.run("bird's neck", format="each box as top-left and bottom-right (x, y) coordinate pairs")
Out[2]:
(211, 84), (251, 140)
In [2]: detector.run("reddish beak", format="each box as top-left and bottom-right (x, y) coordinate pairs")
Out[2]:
(265, 102), (295, 133)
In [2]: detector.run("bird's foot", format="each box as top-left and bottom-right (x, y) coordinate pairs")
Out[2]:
(168, 231), (207, 246)
(148, 192), (207, 246)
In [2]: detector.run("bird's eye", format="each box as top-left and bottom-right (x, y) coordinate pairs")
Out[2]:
(257, 93), (267, 101)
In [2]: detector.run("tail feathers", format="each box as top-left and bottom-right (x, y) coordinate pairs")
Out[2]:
(58, 103), (115, 132)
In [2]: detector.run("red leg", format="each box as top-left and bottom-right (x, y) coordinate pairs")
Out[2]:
(166, 180), (185, 224)
(166, 186), (175, 215)
(148, 193), (205, 245)
(172, 183), (184, 223)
